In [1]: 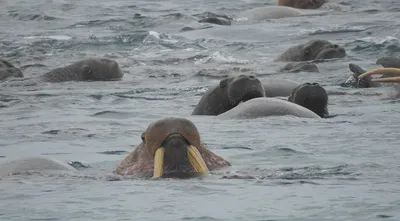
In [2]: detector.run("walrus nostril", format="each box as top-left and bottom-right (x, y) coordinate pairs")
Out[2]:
(305, 82), (312, 85)
(248, 75), (255, 79)
(333, 44), (339, 49)
(312, 83), (319, 86)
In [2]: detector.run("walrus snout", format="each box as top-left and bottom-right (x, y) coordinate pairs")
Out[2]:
(160, 133), (189, 167)
(288, 83), (328, 117)
(315, 45), (346, 60)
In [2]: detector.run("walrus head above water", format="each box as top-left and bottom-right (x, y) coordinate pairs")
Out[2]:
(288, 82), (328, 118)
(276, 40), (346, 62)
(192, 74), (266, 115)
(40, 58), (124, 82)
(115, 118), (230, 178)
(277, 0), (326, 9)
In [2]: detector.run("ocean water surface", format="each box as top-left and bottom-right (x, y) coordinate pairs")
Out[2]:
(1, 0), (400, 220)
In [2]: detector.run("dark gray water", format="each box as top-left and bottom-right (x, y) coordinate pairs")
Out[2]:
(1, 0), (400, 220)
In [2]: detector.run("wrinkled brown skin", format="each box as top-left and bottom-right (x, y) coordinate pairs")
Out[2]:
(277, 0), (327, 9)
(115, 118), (230, 177)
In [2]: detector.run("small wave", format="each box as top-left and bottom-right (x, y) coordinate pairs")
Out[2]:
(91, 110), (135, 119)
(97, 151), (129, 155)
(347, 36), (400, 57)
(181, 216), (223, 220)
(307, 25), (369, 35)
(8, 11), (58, 21)
(194, 51), (249, 65)
(222, 164), (360, 181)
(194, 67), (253, 79)
(67, 161), (91, 169)
(222, 146), (253, 150)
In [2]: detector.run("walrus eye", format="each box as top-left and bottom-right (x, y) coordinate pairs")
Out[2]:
(141, 133), (145, 142)
(219, 78), (228, 88)
(304, 47), (311, 55)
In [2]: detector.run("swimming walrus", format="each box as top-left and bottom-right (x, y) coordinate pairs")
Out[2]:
(341, 57), (400, 88)
(277, 0), (327, 9)
(288, 82), (329, 118)
(276, 39), (346, 62)
(3, 58), (123, 86)
(197, 6), (303, 26)
(0, 58), (23, 82)
(0, 156), (78, 177)
(115, 118), (230, 178)
(192, 75), (266, 115)
(218, 97), (321, 119)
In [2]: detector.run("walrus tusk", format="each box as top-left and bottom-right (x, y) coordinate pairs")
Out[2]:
(371, 76), (400, 83)
(153, 147), (165, 178)
(187, 145), (209, 175)
(358, 68), (400, 79)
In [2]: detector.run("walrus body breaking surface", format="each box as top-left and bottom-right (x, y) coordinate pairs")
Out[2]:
(218, 97), (321, 119)
(0, 156), (78, 177)
(2, 58), (123, 86)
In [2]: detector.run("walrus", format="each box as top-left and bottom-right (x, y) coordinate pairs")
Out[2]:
(277, 0), (327, 9)
(288, 82), (328, 118)
(341, 57), (400, 88)
(0, 156), (78, 177)
(3, 58), (123, 85)
(192, 75), (266, 115)
(218, 97), (321, 119)
(115, 118), (230, 178)
(262, 78), (300, 97)
(197, 6), (303, 26)
(276, 40), (346, 62)
(0, 58), (24, 82)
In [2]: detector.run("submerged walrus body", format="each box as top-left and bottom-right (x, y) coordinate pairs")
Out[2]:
(0, 156), (78, 177)
(277, 0), (327, 9)
(3, 58), (123, 86)
(115, 118), (230, 178)
(197, 6), (303, 26)
(39, 58), (124, 82)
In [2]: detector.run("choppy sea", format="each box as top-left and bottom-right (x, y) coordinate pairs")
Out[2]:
(1, 0), (400, 220)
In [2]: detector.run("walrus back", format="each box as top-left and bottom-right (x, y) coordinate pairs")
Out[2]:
(40, 66), (81, 82)
(218, 97), (321, 119)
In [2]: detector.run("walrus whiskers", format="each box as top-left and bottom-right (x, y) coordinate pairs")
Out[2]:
(152, 147), (165, 178)
(358, 68), (400, 80)
(187, 145), (209, 174)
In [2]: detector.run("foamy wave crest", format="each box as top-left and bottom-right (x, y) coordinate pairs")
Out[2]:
(194, 51), (249, 65)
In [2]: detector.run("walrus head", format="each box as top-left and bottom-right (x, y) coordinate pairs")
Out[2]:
(222, 74), (266, 107)
(114, 118), (233, 179)
(80, 58), (124, 81)
(278, 40), (346, 62)
(303, 40), (346, 61)
(141, 118), (209, 178)
(277, 0), (326, 9)
(342, 63), (379, 88)
(288, 82), (328, 118)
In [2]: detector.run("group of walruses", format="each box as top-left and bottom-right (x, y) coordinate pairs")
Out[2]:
(1, 0), (399, 179)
